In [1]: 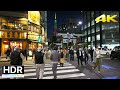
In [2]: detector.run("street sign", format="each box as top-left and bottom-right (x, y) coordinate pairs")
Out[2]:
(38, 37), (41, 42)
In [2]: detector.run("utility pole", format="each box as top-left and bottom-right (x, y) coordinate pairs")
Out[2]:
(26, 31), (28, 61)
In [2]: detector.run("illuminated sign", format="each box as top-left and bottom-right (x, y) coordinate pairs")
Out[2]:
(95, 14), (118, 23)
(28, 11), (40, 25)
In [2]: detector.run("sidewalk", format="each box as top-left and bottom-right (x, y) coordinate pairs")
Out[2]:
(0, 56), (33, 62)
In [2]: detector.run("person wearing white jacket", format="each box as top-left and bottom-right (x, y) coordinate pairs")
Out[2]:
(92, 47), (102, 73)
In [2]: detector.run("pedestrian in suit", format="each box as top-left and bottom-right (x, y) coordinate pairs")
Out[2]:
(76, 48), (83, 66)
(69, 48), (74, 61)
(89, 47), (94, 62)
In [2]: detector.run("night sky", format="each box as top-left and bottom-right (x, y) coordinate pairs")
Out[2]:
(47, 11), (81, 39)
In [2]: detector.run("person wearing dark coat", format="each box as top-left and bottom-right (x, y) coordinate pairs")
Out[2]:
(76, 48), (83, 66)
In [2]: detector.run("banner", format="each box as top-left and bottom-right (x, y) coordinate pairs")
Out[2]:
(28, 11), (40, 25)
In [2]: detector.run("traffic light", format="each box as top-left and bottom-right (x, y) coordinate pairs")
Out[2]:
(38, 37), (41, 42)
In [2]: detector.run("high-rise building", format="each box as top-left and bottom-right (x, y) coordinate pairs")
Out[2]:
(81, 11), (120, 49)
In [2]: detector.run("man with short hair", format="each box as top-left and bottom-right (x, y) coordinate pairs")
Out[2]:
(76, 48), (83, 66)
(34, 48), (44, 79)
(10, 47), (24, 65)
(10, 47), (25, 79)
(50, 47), (60, 79)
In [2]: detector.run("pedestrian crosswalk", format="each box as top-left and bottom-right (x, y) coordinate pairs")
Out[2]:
(24, 62), (90, 79)
(0, 62), (91, 79)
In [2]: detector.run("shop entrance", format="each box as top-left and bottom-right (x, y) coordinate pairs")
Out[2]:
(10, 41), (23, 51)
(0, 39), (1, 56)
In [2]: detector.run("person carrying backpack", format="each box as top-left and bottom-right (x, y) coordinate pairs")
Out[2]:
(34, 48), (44, 79)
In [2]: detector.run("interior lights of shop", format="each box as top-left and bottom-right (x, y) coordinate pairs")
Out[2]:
(15, 42), (16, 46)
(3, 41), (7, 43)
(5, 45), (9, 48)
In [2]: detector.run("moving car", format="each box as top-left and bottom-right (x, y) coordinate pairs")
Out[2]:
(110, 46), (120, 59)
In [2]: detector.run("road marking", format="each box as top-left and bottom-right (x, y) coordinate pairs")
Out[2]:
(24, 68), (80, 77)
(43, 73), (86, 79)
(101, 65), (115, 69)
(24, 66), (76, 72)
(44, 69), (79, 75)
(22, 62), (91, 79)
(103, 76), (118, 79)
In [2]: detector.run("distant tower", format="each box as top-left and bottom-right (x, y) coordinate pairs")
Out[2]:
(54, 12), (57, 36)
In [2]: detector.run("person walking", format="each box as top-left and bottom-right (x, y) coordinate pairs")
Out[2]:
(50, 47), (60, 79)
(5, 48), (11, 59)
(92, 47), (102, 73)
(89, 47), (94, 62)
(76, 48), (83, 66)
(69, 48), (74, 61)
(84, 47), (89, 63)
(82, 50), (87, 65)
(32, 49), (36, 59)
(34, 48), (44, 79)
(59, 49), (65, 67)
(10, 47), (25, 65)
(9, 47), (24, 79)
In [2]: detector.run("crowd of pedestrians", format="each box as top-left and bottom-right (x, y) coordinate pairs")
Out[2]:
(4, 45), (102, 79)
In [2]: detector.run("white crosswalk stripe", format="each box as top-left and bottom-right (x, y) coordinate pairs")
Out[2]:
(24, 62), (90, 79)
(0, 62), (91, 79)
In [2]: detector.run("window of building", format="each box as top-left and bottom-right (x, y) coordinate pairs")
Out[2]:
(88, 22), (90, 27)
(92, 26), (94, 33)
(91, 20), (94, 25)
(102, 34), (105, 39)
(105, 33), (112, 39)
(96, 26), (100, 32)
(88, 37), (90, 42)
(88, 28), (90, 34)
(96, 34), (100, 40)
(1, 17), (8, 29)
(84, 25), (87, 29)
(84, 31), (87, 35)
(112, 40), (115, 42)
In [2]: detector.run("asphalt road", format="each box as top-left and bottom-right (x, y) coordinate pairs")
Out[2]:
(0, 55), (120, 79)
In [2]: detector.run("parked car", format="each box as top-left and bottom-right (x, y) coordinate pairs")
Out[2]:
(98, 48), (111, 55)
(110, 46), (120, 59)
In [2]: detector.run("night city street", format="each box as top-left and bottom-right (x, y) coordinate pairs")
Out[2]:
(0, 55), (120, 79)
(0, 11), (120, 79)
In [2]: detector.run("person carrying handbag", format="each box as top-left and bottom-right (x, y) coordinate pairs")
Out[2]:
(59, 49), (65, 67)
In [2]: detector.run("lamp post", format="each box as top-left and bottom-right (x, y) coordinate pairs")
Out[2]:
(77, 21), (82, 47)
(67, 32), (70, 48)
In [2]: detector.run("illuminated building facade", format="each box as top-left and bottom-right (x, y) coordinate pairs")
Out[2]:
(0, 11), (47, 56)
(81, 11), (119, 49)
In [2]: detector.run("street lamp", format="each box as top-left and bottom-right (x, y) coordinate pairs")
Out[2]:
(77, 21), (83, 47)
(77, 21), (82, 25)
